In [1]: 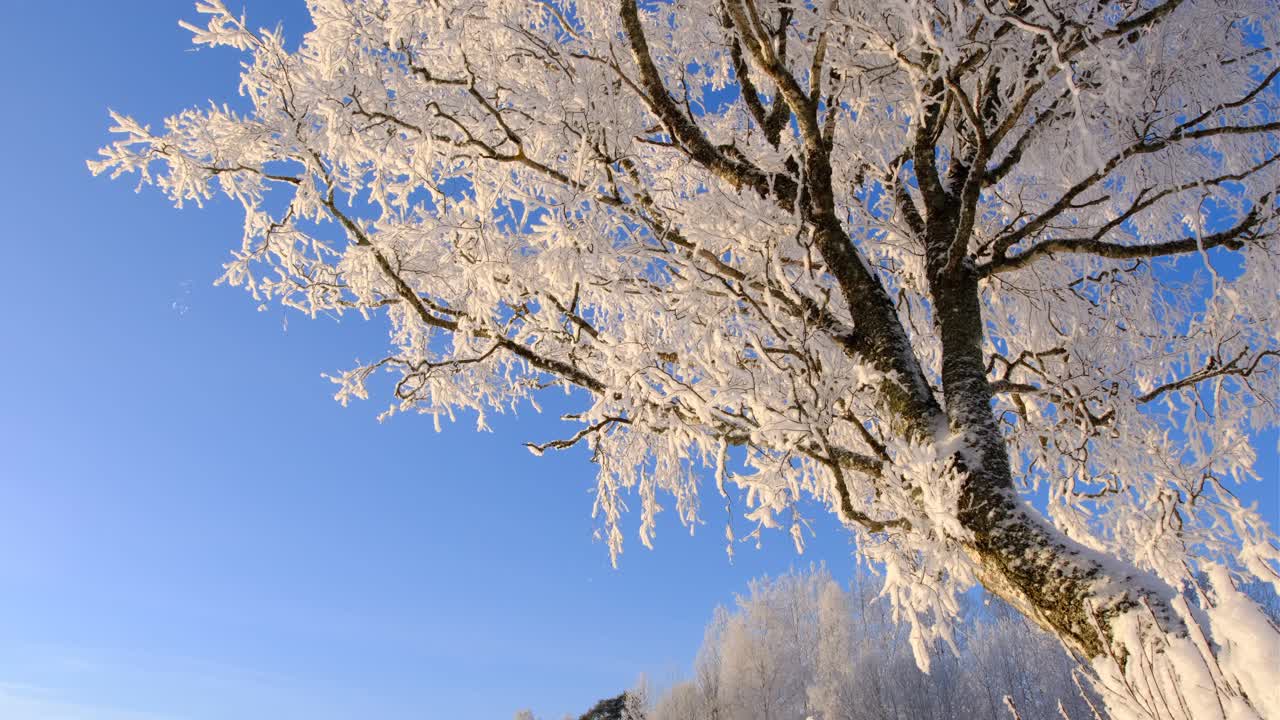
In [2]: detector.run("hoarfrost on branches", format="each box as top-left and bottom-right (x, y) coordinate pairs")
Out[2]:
(92, 0), (1280, 716)
(646, 565), (1107, 720)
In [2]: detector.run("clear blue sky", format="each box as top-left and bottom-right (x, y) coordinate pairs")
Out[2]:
(0, 3), (854, 718)
(0, 3), (1275, 720)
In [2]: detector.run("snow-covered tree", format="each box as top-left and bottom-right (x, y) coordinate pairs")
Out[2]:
(807, 577), (859, 720)
(714, 570), (824, 719)
(649, 566), (1102, 720)
(649, 681), (704, 720)
(92, 0), (1279, 716)
(577, 691), (643, 720)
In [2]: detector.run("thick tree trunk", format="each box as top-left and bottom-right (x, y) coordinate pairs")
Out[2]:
(957, 464), (1177, 658)
(921, 211), (1179, 660)
(730, 25), (1183, 659)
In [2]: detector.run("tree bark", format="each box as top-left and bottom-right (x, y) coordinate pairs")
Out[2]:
(922, 202), (1179, 659)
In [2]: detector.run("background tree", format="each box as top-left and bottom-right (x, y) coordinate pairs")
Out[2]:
(646, 566), (1102, 720)
(577, 692), (627, 720)
(573, 685), (647, 720)
(92, 0), (1279, 715)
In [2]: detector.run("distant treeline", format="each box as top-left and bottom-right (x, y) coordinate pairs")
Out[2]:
(523, 565), (1279, 720)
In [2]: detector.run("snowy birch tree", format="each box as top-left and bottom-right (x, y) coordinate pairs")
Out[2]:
(647, 565), (1102, 720)
(91, 0), (1279, 716)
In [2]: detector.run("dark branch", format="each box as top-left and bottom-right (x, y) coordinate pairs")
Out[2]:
(985, 204), (1272, 275)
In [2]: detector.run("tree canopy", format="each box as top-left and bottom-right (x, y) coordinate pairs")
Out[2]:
(92, 1), (1279, 717)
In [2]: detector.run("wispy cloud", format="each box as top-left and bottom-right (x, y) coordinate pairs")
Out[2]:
(0, 682), (181, 720)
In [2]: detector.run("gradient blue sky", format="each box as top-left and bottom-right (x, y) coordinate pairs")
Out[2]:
(0, 3), (1275, 720)
(0, 3), (857, 718)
